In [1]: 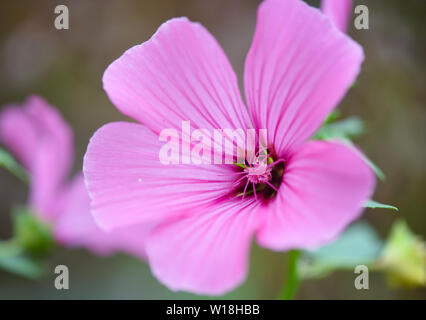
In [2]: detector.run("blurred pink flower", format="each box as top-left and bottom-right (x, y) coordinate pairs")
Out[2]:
(0, 95), (151, 257)
(321, 0), (353, 32)
(84, 0), (375, 294)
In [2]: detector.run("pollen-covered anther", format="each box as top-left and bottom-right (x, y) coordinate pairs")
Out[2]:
(245, 163), (272, 184)
(234, 152), (285, 202)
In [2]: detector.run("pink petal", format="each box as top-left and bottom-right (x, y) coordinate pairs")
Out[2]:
(0, 96), (73, 220)
(0, 103), (37, 170)
(83, 122), (239, 231)
(244, 0), (363, 156)
(103, 17), (252, 135)
(54, 173), (153, 258)
(146, 200), (262, 295)
(256, 141), (375, 250)
(321, 0), (353, 33)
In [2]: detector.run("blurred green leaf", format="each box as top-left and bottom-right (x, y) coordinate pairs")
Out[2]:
(357, 151), (386, 181)
(0, 240), (44, 279)
(312, 116), (364, 140)
(299, 222), (383, 279)
(0, 253), (44, 279)
(0, 207), (53, 278)
(364, 200), (399, 211)
(336, 138), (386, 181)
(323, 110), (341, 125)
(312, 114), (386, 181)
(0, 239), (20, 257)
(0, 147), (28, 183)
(377, 220), (426, 288)
(13, 206), (54, 256)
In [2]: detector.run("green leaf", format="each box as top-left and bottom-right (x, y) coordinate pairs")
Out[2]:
(299, 222), (383, 279)
(0, 147), (28, 183)
(364, 200), (398, 211)
(233, 163), (246, 169)
(358, 152), (386, 181)
(0, 240), (21, 257)
(312, 113), (386, 181)
(323, 110), (341, 125)
(13, 206), (54, 256)
(312, 116), (364, 140)
(335, 138), (386, 181)
(0, 240), (44, 279)
(377, 220), (426, 287)
(0, 253), (44, 279)
(0, 207), (53, 279)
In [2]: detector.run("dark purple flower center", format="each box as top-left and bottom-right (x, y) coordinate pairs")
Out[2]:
(233, 148), (284, 202)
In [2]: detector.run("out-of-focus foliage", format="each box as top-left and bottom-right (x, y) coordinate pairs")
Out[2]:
(364, 200), (398, 211)
(0, 243), (44, 279)
(299, 222), (383, 278)
(377, 220), (426, 288)
(313, 112), (386, 181)
(313, 116), (364, 141)
(299, 219), (426, 291)
(0, 147), (27, 182)
(0, 206), (53, 278)
(13, 206), (54, 256)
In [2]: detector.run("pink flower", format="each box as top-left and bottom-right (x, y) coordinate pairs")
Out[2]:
(0, 95), (151, 256)
(321, 0), (353, 32)
(84, 0), (375, 294)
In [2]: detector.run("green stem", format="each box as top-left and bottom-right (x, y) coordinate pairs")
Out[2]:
(279, 250), (301, 300)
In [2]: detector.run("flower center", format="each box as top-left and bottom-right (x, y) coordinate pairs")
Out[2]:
(244, 157), (272, 184)
(233, 148), (284, 202)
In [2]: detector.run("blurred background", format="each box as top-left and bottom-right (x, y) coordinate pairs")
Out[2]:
(0, 0), (425, 299)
